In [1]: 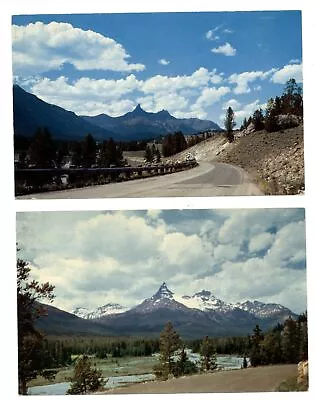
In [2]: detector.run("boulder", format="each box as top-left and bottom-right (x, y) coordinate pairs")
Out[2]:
(276, 114), (300, 130)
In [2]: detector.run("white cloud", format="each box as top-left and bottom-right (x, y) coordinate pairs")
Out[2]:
(223, 28), (233, 34)
(228, 69), (276, 94)
(26, 67), (225, 117)
(192, 86), (230, 110)
(271, 63), (303, 84)
(248, 232), (274, 254)
(205, 26), (220, 41)
(16, 210), (306, 314)
(223, 99), (241, 110)
(211, 42), (236, 56)
(233, 99), (266, 126)
(289, 59), (300, 64)
(158, 58), (170, 65)
(12, 21), (145, 75)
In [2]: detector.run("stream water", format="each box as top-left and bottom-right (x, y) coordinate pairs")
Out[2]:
(28, 354), (249, 395)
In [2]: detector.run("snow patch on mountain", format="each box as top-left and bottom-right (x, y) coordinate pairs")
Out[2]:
(176, 290), (236, 313)
(72, 283), (295, 321)
(72, 303), (129, 319)
(235, 300), (292, 319)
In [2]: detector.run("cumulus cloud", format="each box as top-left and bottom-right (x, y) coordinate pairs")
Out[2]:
(270, 63), (303, 84)
(16, 209), (306, 314)
(211, 42), (236, 56)
(26, 67), (225, 117)
(12, 21), (145, 75)
(228, 69), (276, 94)
(158, 58), (170, 65)
(192, 86), (230, 109)
(223, 99), (241, 110)
(248, 232), (274, 254)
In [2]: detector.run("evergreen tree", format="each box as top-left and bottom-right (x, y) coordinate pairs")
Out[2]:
(282, 317), (300, 363)
(145, 145), (153, 163)
(17, 248), (55, 394)
(249, 325), (264, 367)
(200, 336), (217, 371)
(28, 127), (56, 168)
(264, 98), (278, 133)
(174, 346), (198, 377)
(155, 148), (161, 163)
(261, 330), (283, 364)
(155, 322), (182, 379)
(81, 134), (96, 168)
(67, 355), (104, 394)
(297, 312), (308, 361)
(70, 141), (82, 167)
(282, 78), (303, 115)
(224, 107), (236, 142)
(252, 108), (265, 131)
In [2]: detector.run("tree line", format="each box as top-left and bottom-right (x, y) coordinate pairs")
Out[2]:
(249, 314), (307, 367)
(223, 78), (303, 143)
(240, 78), (303, 133)
(15, 130), (126, 169)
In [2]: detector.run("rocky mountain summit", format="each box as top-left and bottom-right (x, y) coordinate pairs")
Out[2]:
(73, 283), (295, 325)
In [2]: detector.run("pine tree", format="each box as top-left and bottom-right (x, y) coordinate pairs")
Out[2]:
(155, 148), (161, 163)
(252, 108), (265, 131)
(67, 355), (104, 394)
(200, 336), (217, 371)
(174, 346), (198, 377)
(145, 145), (153, 163)
(249, 325), (264, 367)
(155, 322), (182, 379)
(282, 317), (300, 363)
(17, 249), (55, 394)
(224, 107), (236, 142)
(81, 134), (96, 167)
(28, 127), (56, 168)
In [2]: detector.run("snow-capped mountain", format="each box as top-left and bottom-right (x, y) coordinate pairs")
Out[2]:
(235, 300), (293, 320)
(131, 282), (190, 313)
(72, 303), (128, 319)
(177, 290), (235, 313)
(70, 283), (297, 338)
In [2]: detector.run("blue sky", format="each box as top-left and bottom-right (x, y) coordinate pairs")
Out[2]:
(12, 11), (302, 127)
(16, 209), (306, 314)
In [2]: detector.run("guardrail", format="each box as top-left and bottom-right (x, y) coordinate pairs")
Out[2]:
(15, 161), (198, 196)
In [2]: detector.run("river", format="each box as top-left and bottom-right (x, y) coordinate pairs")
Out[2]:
(28, 354), (249, 395)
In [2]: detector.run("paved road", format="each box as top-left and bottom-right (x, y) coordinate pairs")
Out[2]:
(104, 364), (297, 394)
(18, 162), (262, 199)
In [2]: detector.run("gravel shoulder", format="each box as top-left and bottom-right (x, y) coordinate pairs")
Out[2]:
(104, 364), (297, 394)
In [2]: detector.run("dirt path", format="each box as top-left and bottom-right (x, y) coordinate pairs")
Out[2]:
(104, 364), (297, 394)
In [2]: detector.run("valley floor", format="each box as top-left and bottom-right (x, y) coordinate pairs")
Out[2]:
(104, 364), (298, 394)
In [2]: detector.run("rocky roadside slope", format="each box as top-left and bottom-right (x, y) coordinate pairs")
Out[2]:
(216, 124), (304, 195)
(170, 123), (304, 195)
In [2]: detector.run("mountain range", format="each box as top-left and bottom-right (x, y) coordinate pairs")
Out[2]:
(82, 104), (221, 140)
(36, 283), (296, 339)
(13, 85), (221, 141)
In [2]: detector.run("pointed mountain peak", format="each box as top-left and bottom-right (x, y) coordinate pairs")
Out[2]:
(132, 103), (147, 115)
(154, 282), (174, 299)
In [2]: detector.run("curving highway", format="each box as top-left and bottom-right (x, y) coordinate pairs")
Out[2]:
(17, 162), (262, 199)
